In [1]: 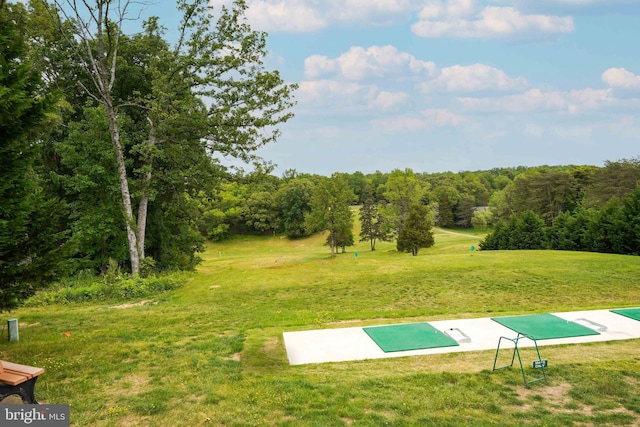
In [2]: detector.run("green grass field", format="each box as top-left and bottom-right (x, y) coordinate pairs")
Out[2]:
(2, 229), (640, 426)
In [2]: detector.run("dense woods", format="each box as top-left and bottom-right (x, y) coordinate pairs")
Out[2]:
(2, 1), (640, 310)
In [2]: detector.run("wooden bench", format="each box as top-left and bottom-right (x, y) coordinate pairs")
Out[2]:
(0, 360), (45, 404)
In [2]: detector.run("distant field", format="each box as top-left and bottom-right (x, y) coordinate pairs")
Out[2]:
(2, 229), (640, 426)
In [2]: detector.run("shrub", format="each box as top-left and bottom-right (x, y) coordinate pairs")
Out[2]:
(24, 273), (187, 306)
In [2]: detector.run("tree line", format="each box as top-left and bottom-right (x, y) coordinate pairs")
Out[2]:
(2, 1), (639, 310)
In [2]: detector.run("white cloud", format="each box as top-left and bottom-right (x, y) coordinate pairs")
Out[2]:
(422, 108), (466, 126)
(246, 1), (326, 32)
(371, 91), (410, 111)
(373, 108), (466, 132)
(298, 80), (374, 105)
(458, 88), (613, 113)
(373, 116), (428, 132)
(602, 68), (640, 89)
(304, 45), (437, 81)
(298, 80), (408, 112)
(412, 2), (574, 39)
(210, 0), (421, 32)
(421, 64), (527, 92)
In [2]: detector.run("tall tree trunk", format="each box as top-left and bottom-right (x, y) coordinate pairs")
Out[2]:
(330, 232), (335, 257)
(136, 118), (157, 261)
(105, 99), (140, 274)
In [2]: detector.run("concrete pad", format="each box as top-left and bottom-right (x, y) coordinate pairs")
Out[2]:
(283, 309), (640, 365)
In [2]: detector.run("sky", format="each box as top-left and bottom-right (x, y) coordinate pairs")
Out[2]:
(156, 0), (640, 176)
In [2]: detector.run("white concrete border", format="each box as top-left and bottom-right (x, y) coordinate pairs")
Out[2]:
(283, 309), (640, 365)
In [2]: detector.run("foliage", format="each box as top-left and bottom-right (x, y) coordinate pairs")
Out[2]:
(381, 168), (428, 235)
(396, 204), (435, 256)
(38, 0), (296, 274)
(583, 158), (640, 208)
(480, 211), (547, 250)
(305, 174), (356, 256)
(471, 209), (493, 230)
(482, 186), (640, 256)
(24, 272), (186, 306)
(277, 178), (314, 238)
(359, 185), (392, 250)
(0, 1), (58, 310)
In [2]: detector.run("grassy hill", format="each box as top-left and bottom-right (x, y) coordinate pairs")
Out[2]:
(2, 230), (640, 426)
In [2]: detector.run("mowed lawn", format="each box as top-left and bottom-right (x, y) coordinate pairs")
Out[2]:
(2, 229), (640, 426)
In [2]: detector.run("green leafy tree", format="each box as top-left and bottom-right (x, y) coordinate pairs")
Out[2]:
(510, 211), (547, 249)
(199, 181), (246, 241)
(243, 191), (280, 234)
(471, 209), (492, 231)
(0, 1), (57, 309)
(454, 195), (476, 228)
(45, 0), (296, 274)
(584, 158), (640, 208)
(480, 211), (546, 250)
(396, 204), (435, 256)
(508, 168), (580, 224)
(278, 178), (314, 238)
(331, 218), (354, 254)
(382, 168), (427, 235)
(305, 174), (356, 256)
(359, 185), (392, 250)
(585, 198), (626, 254)
(620, 186), (640, 255)
(547, 209), (592, 251)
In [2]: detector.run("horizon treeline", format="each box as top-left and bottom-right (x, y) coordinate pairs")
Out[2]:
(2, 2), (640, 310)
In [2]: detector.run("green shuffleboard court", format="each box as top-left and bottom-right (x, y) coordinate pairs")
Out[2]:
(363, 322), (459, 353)
(491, 313), (601, 340)
(611, 308), (640, 321)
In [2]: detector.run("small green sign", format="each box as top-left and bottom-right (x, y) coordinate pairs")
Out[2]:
(532, 359), (548, 369)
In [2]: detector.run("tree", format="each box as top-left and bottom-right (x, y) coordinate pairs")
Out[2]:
(278, 178), (314, 238)
(45, 0), (296, 274)
(243, 191), (280, 234)
(382, 168), (427, 235)
(331, 218), (354, 254)
(454, 195), (476, 228)
(359, 185), (392, 250)
(584, 158), (640, 208)
(510, 210), (547, 250)
(0, 1), (57, 309)
(305, 174), (356, 256)
(620, 186), (640, 255)
(508, 168), (580, 224)
(471, 209), (492, 231)
(396, 204), (435, 256)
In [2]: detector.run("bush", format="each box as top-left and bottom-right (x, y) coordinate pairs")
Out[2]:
(24, 273), (188, 306)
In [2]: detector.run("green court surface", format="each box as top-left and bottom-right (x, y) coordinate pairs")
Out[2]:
(363, 322), (459, 353)
(611, 308), (640, 321)
(491, 313), (601, 340)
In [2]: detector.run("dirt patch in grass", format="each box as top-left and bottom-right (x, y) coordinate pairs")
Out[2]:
(261, 337), (280, 357)
(18, 322), (40, 328)
(517, 382), (571, 407)
(109, 300), (156, 309)
(106, 374), (151, 398)
(515, 381), (640, 425)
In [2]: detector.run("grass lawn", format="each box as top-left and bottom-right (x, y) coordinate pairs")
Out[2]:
(1, 229), (640, 426)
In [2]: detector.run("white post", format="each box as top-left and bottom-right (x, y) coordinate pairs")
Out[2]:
(7, 318), (19, 342)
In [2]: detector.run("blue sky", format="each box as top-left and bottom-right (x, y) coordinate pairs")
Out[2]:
(156, 0), (640, 176)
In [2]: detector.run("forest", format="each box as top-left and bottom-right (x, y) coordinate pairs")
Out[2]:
(2, 0), (640, 310)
